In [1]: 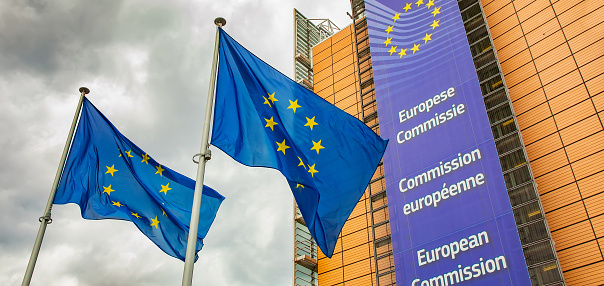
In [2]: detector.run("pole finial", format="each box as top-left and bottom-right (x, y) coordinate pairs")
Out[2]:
(214, 17), (226, 27)
(79, 87), (90, 95)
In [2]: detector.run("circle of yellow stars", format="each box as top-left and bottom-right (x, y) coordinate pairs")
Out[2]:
(261, 91), (324, 189)
(383, 0), (441, 59)
(103, 149), (170, 229)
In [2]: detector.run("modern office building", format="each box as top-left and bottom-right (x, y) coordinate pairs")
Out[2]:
(294, 0), (604, 285)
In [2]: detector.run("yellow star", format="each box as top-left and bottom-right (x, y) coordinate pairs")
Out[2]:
(276, 139), (290, 155)
(267, 92), (278, 105)
(296, 184), (305, 189)
(112, 201), (123, 207)
(103, 185), (115, 196)
(265, 117), (278, 131)
(415, 0), (424, 7)
(432, 7), (441, 17)
(426, 0), (435, 8)
(304, 116), (319, 130)
(388, 45), (398, 56)
(150, 216), (159, 229)
(298, 157), (306, 169)
(411, 43), (421, 54)
(404, 3), (412, 12)
(392, 13), (401, 22)
(105, 165), (118, 176)
(141, 153), (150, 164)
(125, 150), (134, 158)
(155, 164), (164, 176)
(430, 19), (440, 30)
(423, 33), (433, 43)
(310, 140), (325, 154)
(308, 164), (318, 177)
(287, 99), (301, 113)
(384, 37), (392, 47)
(131, 212), (141, 219)
(398, 48), (408, 58)
(162, 209), (167, 216)
(385, 25), (393, 34)
(263, 96), (272, 108)
(159, 183), (172, 195)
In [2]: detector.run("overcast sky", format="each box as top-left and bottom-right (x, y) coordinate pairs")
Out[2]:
(0, 0), (353, 285)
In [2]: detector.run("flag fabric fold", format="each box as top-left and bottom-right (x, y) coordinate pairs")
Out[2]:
(54, 97), (225, 261)
(211, 29), (388, 257)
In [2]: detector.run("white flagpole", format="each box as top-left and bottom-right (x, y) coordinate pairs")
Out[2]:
(181, 18), (225, 286)
(22, 87), (90, 286)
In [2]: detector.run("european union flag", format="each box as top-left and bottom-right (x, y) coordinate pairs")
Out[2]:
(54, 97), (225, 261)
(211, 29), (388, 257)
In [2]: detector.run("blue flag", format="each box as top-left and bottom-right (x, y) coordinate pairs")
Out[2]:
(211, 29), (388, 258)
(55, 97), (225, 261)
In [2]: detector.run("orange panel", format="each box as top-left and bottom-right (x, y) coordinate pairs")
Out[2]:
(349, 198), (368, 219)
(493, 25), (524, 51)
(574, 38), (604, 67)
(563, 261), (604, 286)
(511, 88), (546, 115)
(496, 37), (529, 64)
(319, 251), (343, 274)
(483, 0), (512, 19)
(314, 76), (334, 95)
(332, 25), (353, 44)
(334, 84), (357, 103)
(556, 240), (602, 271)
(588, 75), (604, 104)
(519, 117), (557, 144)
(314, 57), (333, 75)
(513, 0), (540, 11)
(534, 165), (575, 195)
(504, 61), (538, 87)
(578, 170), (604, 198)
(318, 267), (344, 285)
(544, 201), (588, 231)
(508, 74), (541, 101)
(554, 0), (598, 15)
(566, 131), (604, 163)
(333, 55), (355, 73)
(333, 44), (354, 63)
(579, 54), (604, 81)
(584, 192), (604, 217)
(481, 0), (499, 10)
(557, 0), (604, 28)
(515, 102), (551, 130)
(313, 43), (332, 61)
(549, 85), (590, 115)
(341, 226), (371, 251)
(550, 220), (595, 251)
(539, 57), (577, 86)
(540, 182), (581, 212)
(333, 63), (356, 83)
(553, 99), (596, 129)
(520, 6), (555, 34)
(559, 115), (603, 146)
(568, 20), (604, 51)
(315, 65), (335, 83)
(529, 30), (566, 59)
(489, 13), (519, 40)
(501, 49), (532, 76)
(524, 17), (561, 46)
(543, 70), (583, 100)
(342, 243), (372, 265)
(572, 149), (604, 180)
(346, 274), (373, 286)
(533, 44), (572, 72)
(562, 5), (604, 39)
(531, 148), (568, 178)
(525, 132), (563, 161)
(518, 0), (552, 23)
(592, 215), (604, 237)
(343, 258), (371, 280)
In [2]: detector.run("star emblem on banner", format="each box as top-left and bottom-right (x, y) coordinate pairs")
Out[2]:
(385, 1), (442, 60)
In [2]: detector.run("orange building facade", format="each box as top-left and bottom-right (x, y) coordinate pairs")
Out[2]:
(295, 0), (604, 285)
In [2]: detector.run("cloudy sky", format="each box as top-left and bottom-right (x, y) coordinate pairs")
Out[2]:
(0, 0), (353, 285)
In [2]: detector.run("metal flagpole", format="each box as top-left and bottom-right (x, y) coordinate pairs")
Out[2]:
(22, 87), (90, 286)
(181, 17), (225, 286)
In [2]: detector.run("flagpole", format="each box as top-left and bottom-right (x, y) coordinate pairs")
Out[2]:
(181, 18), (225, 286)
(22, 87), (90, 286)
